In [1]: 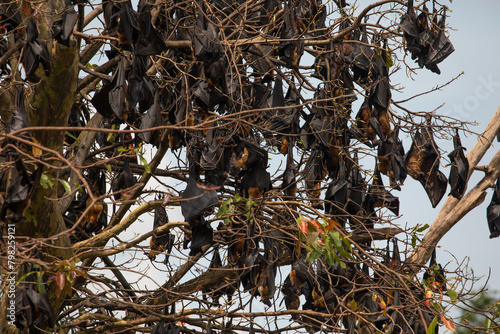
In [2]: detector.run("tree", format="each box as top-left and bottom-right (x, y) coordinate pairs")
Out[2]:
(456, 290), (500, 334)
(0, 0), (499, 333)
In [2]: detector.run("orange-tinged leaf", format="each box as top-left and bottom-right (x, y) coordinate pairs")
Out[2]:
(55, 272), (65, 297)
(32, 138), (42, 158)
(425, 289), (433, 308)
(441, 315), (455, 332)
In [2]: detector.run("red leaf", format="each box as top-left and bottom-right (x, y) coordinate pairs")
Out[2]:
(441, 315), (456, 332)
(55, 272), (65, 296)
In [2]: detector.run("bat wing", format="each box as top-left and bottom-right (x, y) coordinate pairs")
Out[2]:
(487, 179), (500, 239)
(181, 177), (219, 221)
(422, 167), (448, 208)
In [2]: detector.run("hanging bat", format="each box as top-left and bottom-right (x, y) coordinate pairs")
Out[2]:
(240, 162), (272, 199)
(91, 58), (128, 122)
(406, 127), (447, 207)
(304, 147), (326, 209)
(84, 169), (107, 234)
(230, 140), (268, 171)
(422, 6), (454, 74)
(448, 130), (469, 199)
(188, 215), (213, 256)
(138, 91), (162, 146)
(487, 178), (500, 239)
(180, 170), (219, 222)
(281, 144), (297, 198)
(378, 126), (407, 189)
(325, 154), (348, 221)
(369, 168), (399, 216)
(423, 248), (446, 293)
(111, 157), (137, 200)
(0, 158), (41, 222)
(148, 204), (174, 263)
(52, 5), (78, 47)
(22, 18), (51, 81)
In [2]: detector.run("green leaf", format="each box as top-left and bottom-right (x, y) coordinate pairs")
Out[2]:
(139, 154), (151, 173)
(217, 201), (227, 218)
(426, 316), (438, 334)
(448, 289), (457, 305)
(332, 231), (342, 248)
(40, 173), (55, 189)
(60, 180), (71, 194)
(417, 224), (430, 233)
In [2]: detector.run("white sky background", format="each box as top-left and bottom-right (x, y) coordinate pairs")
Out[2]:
(80, 0), (500, 328)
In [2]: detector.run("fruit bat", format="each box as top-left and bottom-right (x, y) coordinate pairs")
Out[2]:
(423, 248), (446, 293)
(368, 169), (399, 216)
(111, 157), (137, 200)
(191, 78), (226, 110)
(135, 0), (167, 56)
(14, 285), (55, 331)
(52, 5), (78, 47)
(193, 0), (223, 62)
(406, 127), (448, 207)
(148, 204), (174, 263)
(22, 18), (51, 81)
(325, 154), (348, 221)
(0, 158), (38, 222)
(138, 92), (162, 146)
(282, 145), (297, 198)
(422, 6), (454, 74)
(346, 151), (366, 217)
(115, 1), (140, 49)
(246, 45), (274, 81)
(398, 0), (421, 58)
(203, 246), (235, 304)
(66, 102), (88, 145)
(378, 126), (407, 189)
(304, 147), (326, 209)
(240, 162), (272, 199)
(278, 2), (304, 67)
(5, 86), (30, 137)
(180, 172), (219, 222)
(345, 24), (373, 85)
(230, 140), (268, 172)
(151, 304), (180, 334)
(84, 169), (107, 234)
(91, 58), (128, 122)
(354, 98), (376, 145)
(487, 178), (500, 239)
(448, 131), (469, 199)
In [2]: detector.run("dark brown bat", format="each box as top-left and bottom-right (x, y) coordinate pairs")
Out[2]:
(487, 178), (500, 239)
(148, 203), (174, 263)
(22, 18), (51, 81)
(0, 158), (35, 222)
(52, 5), (78, 47)
(304, 147), (326, 209)
(91, 58), (128, 122)
(406, 127), (448, 207)
(240, 162), (272, 199)
(111, 157), (137, 200)
(448, 131), (469, 199)
(138, 91), (162, 147)
(180, 172), (219, 222)
(368, 168), (399, 216)
(325, 154), (348, 222)
(423, 248), (446, 293)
